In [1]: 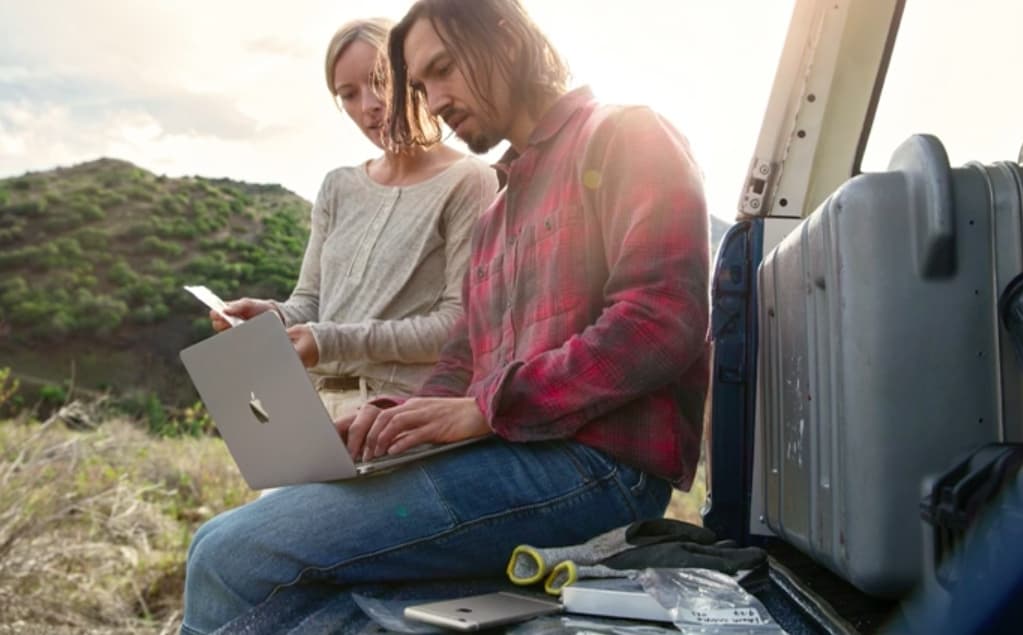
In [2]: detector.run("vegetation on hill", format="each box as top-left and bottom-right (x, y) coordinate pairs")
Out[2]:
(0, 158), (310, 409)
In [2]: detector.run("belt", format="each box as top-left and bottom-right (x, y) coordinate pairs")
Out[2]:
(317, 376), (362, 391)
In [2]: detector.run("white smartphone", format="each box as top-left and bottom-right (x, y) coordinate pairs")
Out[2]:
(183, 285), (243, 327)
(403, 591), (562, 631)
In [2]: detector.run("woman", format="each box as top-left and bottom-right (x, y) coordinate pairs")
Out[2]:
(212, 18), (498, 420)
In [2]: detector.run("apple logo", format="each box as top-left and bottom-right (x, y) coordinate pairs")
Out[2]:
(249, 392), (270, 424)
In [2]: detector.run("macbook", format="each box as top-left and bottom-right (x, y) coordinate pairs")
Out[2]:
(180, 312), (482, 489)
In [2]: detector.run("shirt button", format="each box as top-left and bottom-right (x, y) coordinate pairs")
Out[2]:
(476, 266), (485, 279)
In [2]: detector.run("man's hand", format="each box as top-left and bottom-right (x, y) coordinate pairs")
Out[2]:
(335, 398), (489, 461)
(287, 324), (320, 368)
(211, 298), (277, 332)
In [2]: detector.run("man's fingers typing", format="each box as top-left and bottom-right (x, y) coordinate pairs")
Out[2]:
(345, 405), (381, 459)
(334, 414), (356, 439)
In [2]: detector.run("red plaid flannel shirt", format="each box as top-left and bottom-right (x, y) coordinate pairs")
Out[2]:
(417, 87), (710, 488)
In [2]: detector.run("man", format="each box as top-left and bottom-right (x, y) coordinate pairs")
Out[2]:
(180, 2), (708, 632)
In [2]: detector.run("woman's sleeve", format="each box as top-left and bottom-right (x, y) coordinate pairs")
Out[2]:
(273, 174), (333, 326)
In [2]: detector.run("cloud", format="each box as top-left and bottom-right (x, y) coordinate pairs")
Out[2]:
(0, 70), (272, 140)
(244, 37), (314, 60)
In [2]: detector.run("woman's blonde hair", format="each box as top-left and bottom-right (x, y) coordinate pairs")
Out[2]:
(324, 17), (439, 150)
(323, 17), (393, 96)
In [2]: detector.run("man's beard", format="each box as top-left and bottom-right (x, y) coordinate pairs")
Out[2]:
(464, 130), (499, 154)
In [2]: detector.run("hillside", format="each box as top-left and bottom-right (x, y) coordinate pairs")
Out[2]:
(0, 158), (735, 413)
(0, 158), (311, 408)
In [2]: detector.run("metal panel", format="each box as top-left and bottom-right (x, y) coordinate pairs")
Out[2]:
(738, 0), (905, 219)
(757, 136), (1019, 596)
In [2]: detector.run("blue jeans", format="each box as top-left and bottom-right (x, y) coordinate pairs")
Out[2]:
(180, 438), (671, 634)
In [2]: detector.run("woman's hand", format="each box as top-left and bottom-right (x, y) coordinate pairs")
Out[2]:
(335, 398), (489, 461)
(210, 298), (277, 332)
(287, 324), (320, 368)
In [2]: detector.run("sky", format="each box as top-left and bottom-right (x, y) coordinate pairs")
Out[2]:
(0, 1), (1020, 222)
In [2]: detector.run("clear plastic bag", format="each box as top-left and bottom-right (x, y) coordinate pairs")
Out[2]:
(508, 614), (685, 635)
(638, 568), (786, 635)
(352, 593), (445, 634)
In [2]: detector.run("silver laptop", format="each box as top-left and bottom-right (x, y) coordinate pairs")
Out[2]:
(180, 312), (482, 489)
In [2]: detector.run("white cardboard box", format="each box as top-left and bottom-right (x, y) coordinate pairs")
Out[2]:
(561, 578), (673, 622)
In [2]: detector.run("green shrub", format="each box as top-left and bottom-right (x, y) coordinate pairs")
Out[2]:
(0, 276), (29, 305)
(0, 367), (20, 411)
(127, 185), (155, 203)
(38, 383), (67, 407)
(108, 259), (139, 286)
(191, 317), (214, 340)
(159, 195), (186, 216)
(54, 237), (84, 260)
(27, 238), (84, 269)
(11, 178), (32, 191)
(194, 217), (222, 234)
(9, 301), (50, 326)
(121, 220), (155, 240)
(48, 309), (75, 337)
(93, 252), (115, 266)
(167, 400), (216, 437)
(99, 172), (123, 188)
(45, 212), (85, 233)
(76, 184), (101, 198)
(119, 278), (162, 305)
(0, 246), (36, 268)
(0, 187), (9, 206)
(130, 302), (170, 324)
(45, 284), (70, 305)
(155, 218), (198, 240)
(193, 181), (220, 197)
(99, 191), (126, 207)
(75, 227), (108, 250)
(140, 235), (184, 258)
(207, 198), (231, 220)
(78, 204), (105, 221)
(5, 200), (45, 217)
(0, 224), (24, 244)
(72, 291), (128, 335)
(144, 392), (167, 435)
(147, 258), (172, 276)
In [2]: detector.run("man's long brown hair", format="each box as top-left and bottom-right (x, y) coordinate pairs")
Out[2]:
(386, 0), (569, 148)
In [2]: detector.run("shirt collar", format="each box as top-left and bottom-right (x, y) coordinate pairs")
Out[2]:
(496, 85), (596, 172)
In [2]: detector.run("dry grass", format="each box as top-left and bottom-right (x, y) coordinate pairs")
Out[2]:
(0, 415), (254, 634)
(665, 459), (707, 526)
(0, 405), (708, 634)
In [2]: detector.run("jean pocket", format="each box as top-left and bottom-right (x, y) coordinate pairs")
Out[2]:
(558, 442), (643, 489)
(623, 467), (648, 497)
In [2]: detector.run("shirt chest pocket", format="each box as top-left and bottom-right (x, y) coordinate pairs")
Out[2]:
(467, 252), (507, 357)
(514, 205), (589, 323)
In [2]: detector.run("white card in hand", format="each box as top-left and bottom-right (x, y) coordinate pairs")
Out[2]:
(184, 285), (243, 327)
